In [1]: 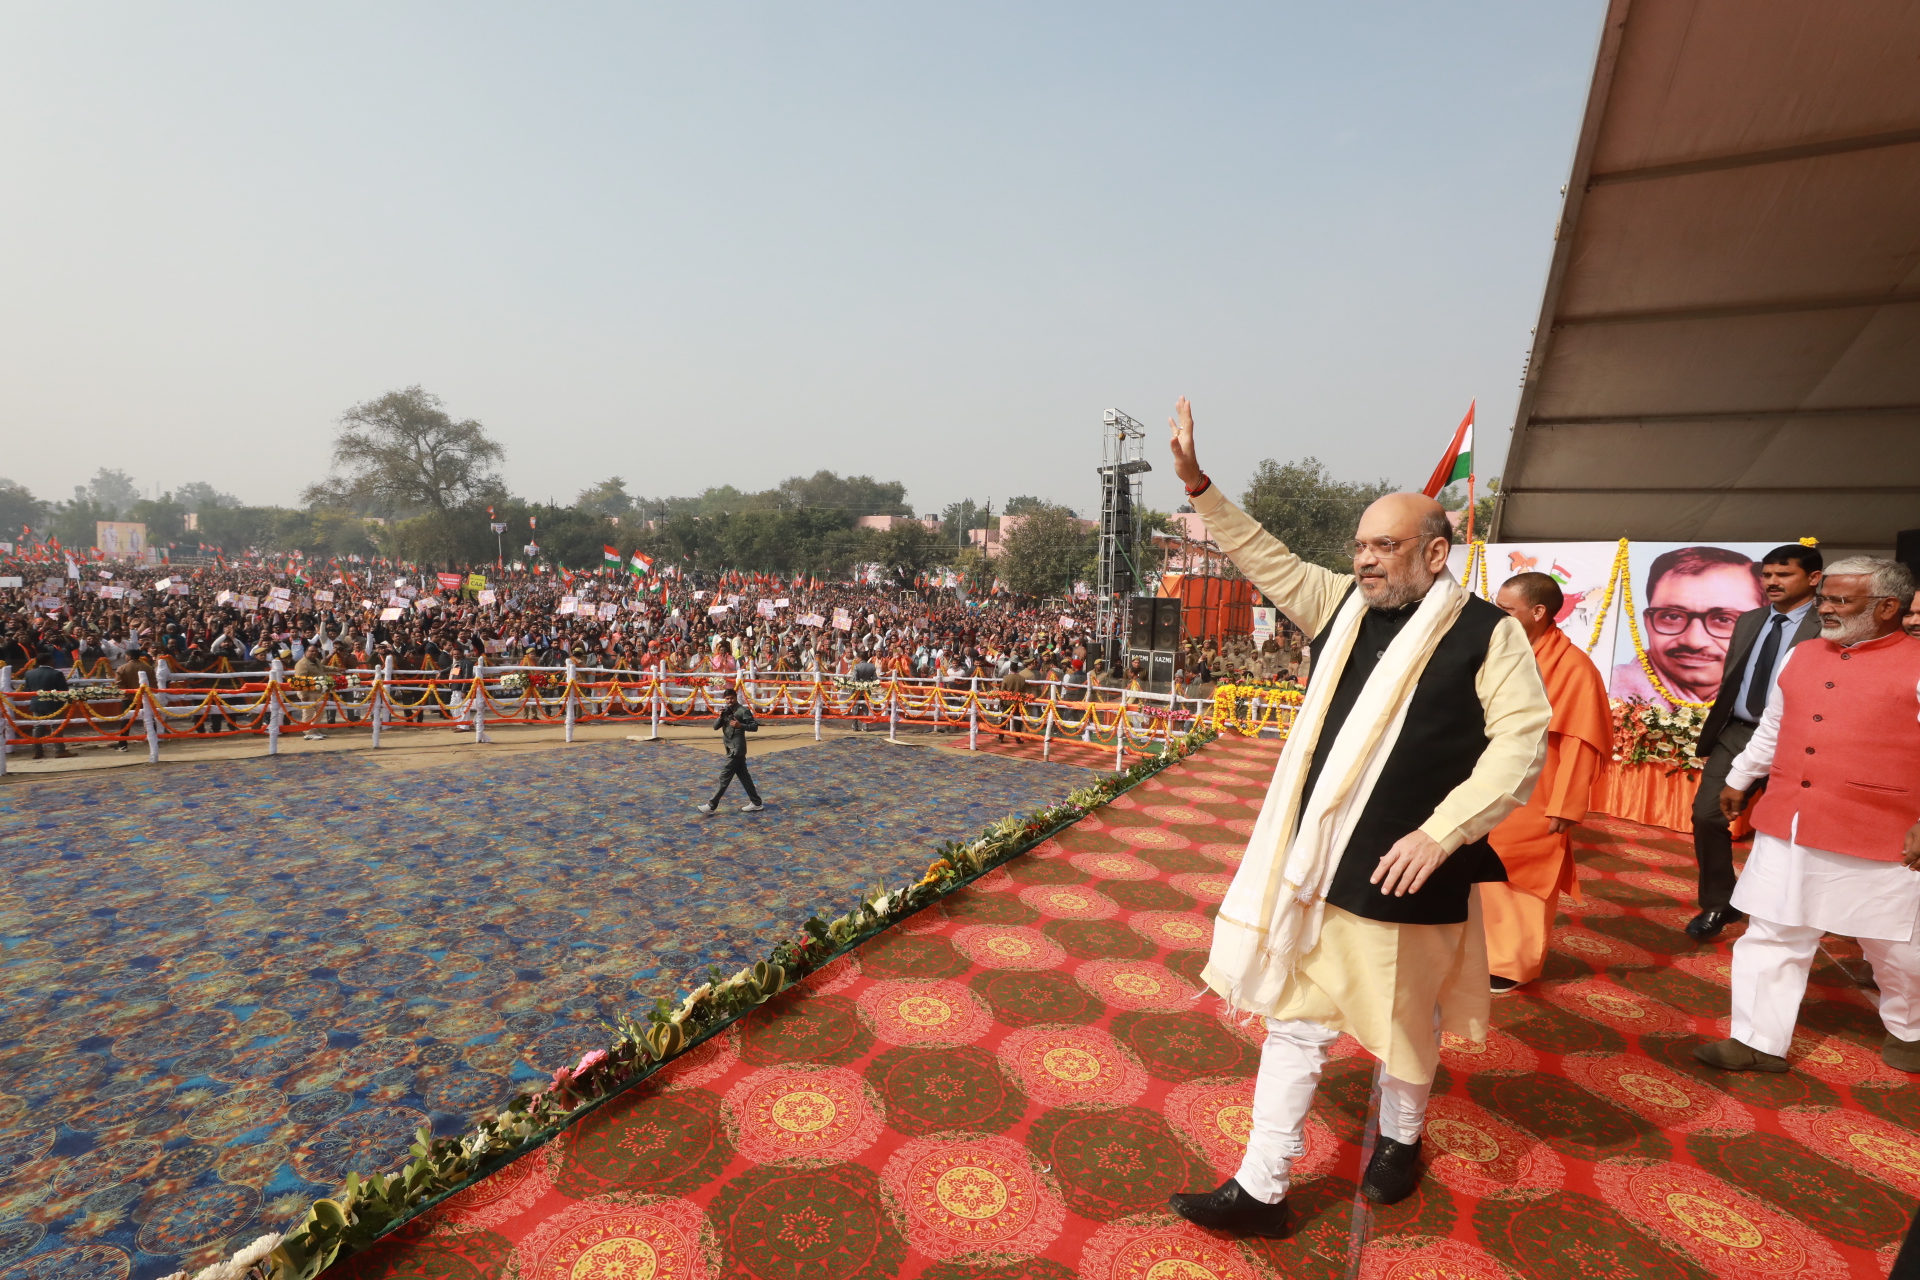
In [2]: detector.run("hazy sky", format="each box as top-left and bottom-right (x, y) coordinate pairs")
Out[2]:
(1, 3), (1600, 519)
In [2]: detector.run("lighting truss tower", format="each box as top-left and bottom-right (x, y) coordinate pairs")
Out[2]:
(1095, 408), (1152, 660)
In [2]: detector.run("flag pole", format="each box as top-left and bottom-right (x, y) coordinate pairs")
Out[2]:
(1466, 470), (1476, 544)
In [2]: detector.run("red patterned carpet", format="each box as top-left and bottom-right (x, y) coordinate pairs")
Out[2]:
(333, 735), (1915, 1280)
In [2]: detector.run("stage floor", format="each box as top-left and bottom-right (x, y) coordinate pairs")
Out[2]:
(330, 735), (1913, 1280)
(0, 736), (1095, 1280)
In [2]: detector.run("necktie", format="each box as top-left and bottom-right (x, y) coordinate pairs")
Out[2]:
(1744, 612), (1789, 719)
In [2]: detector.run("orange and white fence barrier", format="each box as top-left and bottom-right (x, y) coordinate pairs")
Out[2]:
(0, 663), (1283, 773)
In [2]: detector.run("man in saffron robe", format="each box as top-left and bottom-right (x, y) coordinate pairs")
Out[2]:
(1484, 572), (1612, 992)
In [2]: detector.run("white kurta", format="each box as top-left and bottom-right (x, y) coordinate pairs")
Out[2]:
(1727, 656), (1920, 941)
(1732, 826), (1920, 942)
(1721, 643), (1920, 1057)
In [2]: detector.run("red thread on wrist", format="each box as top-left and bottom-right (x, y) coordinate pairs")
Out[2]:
(1185, 473), (1212, 497)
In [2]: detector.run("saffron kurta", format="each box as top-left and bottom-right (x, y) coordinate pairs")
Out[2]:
(1483, 625), (1611, 982)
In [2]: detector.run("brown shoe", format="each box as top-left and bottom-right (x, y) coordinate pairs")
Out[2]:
(1692, 1038), (1789, 1073)
(1882, 1034), (1920, 1073)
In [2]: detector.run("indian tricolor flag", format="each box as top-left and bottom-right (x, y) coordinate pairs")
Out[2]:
(603, 544), (621, 567)
(628, 550), (653, 577)
(1420, 401), (1475, 498)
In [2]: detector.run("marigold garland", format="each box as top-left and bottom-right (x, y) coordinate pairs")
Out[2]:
(1210, 680), (1302, 737)
(1586, 538), (1630, 656)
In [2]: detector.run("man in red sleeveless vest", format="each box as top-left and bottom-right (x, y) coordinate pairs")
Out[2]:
(1693, 557), (1920, 1074)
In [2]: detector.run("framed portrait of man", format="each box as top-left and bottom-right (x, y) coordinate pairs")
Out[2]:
(1611, 543), (1776, 708)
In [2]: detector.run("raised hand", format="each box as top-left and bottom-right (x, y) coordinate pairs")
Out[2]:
(1167, 397), (1203, 490)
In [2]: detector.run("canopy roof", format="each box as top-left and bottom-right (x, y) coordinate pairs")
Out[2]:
(1491, 0), (1920, 549)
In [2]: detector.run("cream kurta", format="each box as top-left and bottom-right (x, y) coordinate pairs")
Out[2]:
(1194, 485), (1550, 1083)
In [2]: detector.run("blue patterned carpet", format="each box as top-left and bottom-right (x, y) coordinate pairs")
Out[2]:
(0, 738), (1093, 1280)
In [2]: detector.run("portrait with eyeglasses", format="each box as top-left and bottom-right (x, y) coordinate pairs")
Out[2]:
(1610, 545), (1766, 707)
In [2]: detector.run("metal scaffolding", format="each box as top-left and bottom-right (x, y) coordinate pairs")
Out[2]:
(1094, 408), (1151, 662)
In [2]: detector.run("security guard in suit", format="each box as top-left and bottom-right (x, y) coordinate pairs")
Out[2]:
(1687, 543), (1823, 940)
(697, 686), (764, 814)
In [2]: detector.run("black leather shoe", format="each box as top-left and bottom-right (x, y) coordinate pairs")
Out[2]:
(1685, 907), (1746, 941)
(1360, 1137), (1423, 1205)
(1168, 1178), (1289, 1238)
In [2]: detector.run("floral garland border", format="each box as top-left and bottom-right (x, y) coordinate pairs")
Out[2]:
(1209, 681), (1302, 737)
(163, 722), (1221, 1280)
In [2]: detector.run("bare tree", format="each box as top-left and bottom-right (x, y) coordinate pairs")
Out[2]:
(303, 386), (504, 514)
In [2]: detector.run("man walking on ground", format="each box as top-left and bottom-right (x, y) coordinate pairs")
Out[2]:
(1694, 557), (1920, 1074)
(1163, 398), (1551, 1235)
(1484, 572), (1611, 994)
(1686, 544), (1823, 940)
(698, 686), (764, 813)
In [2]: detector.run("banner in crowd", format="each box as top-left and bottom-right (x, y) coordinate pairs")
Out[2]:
(94, 522), (147, 558)
(1451, 539), (1788, 710)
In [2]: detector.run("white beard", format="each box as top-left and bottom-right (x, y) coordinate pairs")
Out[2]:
(1821, 612), (1881, 646)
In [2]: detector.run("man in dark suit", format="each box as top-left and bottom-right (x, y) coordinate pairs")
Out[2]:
(697, 686), (763, 814)
(1686, 544), (1824, 940)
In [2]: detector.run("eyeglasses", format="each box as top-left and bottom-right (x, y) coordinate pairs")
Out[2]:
(1642, 607), (1742, 639)
(1814, 593), (1897, 607)
(1347, 535), (1433, 559)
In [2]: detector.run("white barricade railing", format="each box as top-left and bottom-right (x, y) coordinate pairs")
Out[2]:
(0, 662), (1241, 764)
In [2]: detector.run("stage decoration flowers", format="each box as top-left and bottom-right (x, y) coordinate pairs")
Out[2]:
(41, 686), (123, 705)
(1209, 681), (1302, 737)
(1611, 698), (1708, 772)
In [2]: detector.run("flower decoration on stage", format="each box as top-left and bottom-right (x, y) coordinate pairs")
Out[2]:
(41, 686), (124, 705)
(250, 719), (1219, 1280)
(1209, 681), (1302, 737)
(1611, 698), (1707, 772)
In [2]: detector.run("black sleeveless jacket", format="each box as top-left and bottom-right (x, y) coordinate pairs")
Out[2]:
(1301, 587), (1510, 925)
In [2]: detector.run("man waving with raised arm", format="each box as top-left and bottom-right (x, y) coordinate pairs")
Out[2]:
(1163, 398), (1551, 1235)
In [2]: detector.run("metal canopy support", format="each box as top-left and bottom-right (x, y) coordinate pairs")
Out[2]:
(1490, 0), (1920, 548)
(1094, 409), (1151, 665)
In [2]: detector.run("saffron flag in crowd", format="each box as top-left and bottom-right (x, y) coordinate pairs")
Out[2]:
(1421, 401), (1475, 498)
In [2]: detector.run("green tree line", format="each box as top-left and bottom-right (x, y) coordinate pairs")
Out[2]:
(6, 385), (1455, 588)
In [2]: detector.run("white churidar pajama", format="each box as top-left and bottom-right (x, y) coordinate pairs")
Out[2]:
(1233, 1018), (1433, 1204)
(1725, 672), (1920, 1058)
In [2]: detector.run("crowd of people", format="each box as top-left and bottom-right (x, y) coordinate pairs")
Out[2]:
(0, 552), (1311, 752)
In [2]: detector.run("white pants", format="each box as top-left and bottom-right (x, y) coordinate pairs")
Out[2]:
(1730, 914), (1920, 1057)
(1233, 1018), (1433, 1204)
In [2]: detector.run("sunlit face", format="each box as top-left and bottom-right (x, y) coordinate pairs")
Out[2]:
(1494, 585), (1551, 640)
(1818, 574), (1901, 646)
(1351, 506), (1446, 610)
(1643, 565), (1763, 699)
(1759, 560), (1820, 609)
